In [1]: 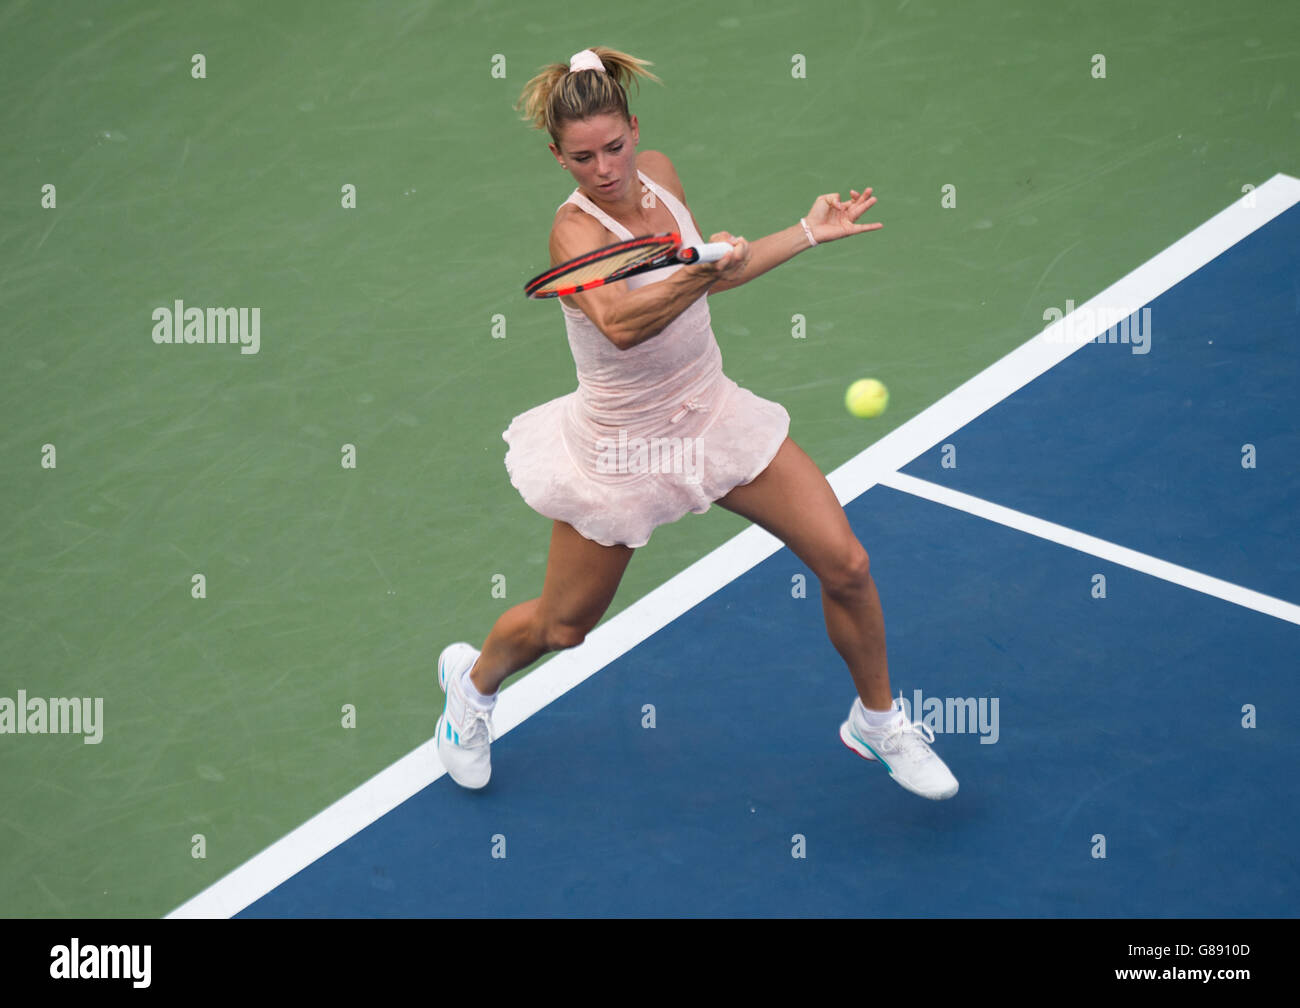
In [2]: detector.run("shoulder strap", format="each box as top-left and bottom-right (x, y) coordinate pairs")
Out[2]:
(557, 190), (634, 241)
(636, 170), (696, 242)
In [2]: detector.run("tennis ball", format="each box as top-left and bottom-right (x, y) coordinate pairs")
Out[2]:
(845, 378), (889, 418)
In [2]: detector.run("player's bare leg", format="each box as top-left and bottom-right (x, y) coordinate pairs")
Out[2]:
(716, 436), (956, 799)
(437, 520), (633, 788)
(472, 520), (634, 695)
(715, 437), (891, 710)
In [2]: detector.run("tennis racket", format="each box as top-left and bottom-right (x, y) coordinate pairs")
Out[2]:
(524, 231), (733, 299)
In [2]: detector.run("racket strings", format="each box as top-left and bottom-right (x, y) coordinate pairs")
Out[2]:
(530, 238), (677, 296)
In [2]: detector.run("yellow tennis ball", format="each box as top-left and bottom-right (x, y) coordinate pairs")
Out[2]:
(845, 378), (889, 418)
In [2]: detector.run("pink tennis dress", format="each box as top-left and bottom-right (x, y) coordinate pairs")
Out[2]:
(503, 169), (790, 548)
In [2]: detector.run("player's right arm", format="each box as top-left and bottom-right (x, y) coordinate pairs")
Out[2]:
(551, 208), (747, 351)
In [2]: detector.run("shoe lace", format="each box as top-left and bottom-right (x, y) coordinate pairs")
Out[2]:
(461, 707), (495, 745)
(879, 717), (937, 761)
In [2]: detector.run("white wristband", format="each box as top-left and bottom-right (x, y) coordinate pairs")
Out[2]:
(800, 218), (817, 247)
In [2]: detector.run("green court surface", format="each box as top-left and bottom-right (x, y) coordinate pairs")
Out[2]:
(1, 0), (1296, 918)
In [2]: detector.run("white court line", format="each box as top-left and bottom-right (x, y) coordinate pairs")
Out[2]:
(166, 172), (1300, 919)
(825, 174), (1300, 504)
(879, 471), (1300, 627)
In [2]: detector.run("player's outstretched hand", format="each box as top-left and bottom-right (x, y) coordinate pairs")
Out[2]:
(804, 187), (882, 244)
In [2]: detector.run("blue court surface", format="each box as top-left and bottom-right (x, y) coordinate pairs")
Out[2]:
(173, 176), (1299, 919)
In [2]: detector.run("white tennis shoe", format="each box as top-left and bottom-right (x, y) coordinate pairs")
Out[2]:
(436, 643), (493, 790)
(839, 697), (959, 800)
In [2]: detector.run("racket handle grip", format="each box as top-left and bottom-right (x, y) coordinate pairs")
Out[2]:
(679, 241), (734, 264)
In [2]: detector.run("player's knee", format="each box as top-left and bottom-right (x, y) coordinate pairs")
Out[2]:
(543, 619), (588, 652)
(822, 544), (872, 601)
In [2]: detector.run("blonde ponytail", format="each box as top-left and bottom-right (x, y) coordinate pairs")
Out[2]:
(515, 47), (662, 143)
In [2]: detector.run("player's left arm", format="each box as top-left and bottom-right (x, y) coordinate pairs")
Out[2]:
(651, 151), (882, 295)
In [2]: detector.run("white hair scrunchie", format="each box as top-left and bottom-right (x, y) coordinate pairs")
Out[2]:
(569, 48), (606, 73)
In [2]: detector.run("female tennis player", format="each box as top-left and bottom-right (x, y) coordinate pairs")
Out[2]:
(437, 46), (957, 799)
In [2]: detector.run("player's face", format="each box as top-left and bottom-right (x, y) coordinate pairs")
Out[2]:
(552, 113), (639, 203)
